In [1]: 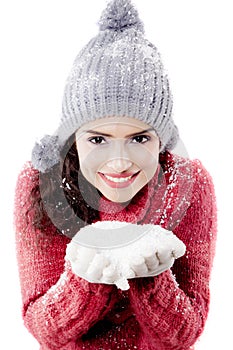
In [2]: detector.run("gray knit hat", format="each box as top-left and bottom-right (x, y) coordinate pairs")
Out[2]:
(32, 0), (179, 173)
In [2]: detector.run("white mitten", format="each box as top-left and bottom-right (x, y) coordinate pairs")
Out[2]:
(128, 225), (186, 277)
(65, 221), (186, 291)
(66, 244), (120, 284)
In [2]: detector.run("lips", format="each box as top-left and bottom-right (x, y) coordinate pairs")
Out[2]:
(98, 171), (140, 188)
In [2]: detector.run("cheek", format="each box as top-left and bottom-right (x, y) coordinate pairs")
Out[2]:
(77, 144), (104, 179)
(141, 158), (159, 182)
(133, 144), (159, 170)
(79, 155), (99, 178)
(147, 141), (160, 165)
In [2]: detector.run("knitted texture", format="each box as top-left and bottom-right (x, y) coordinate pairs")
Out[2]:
(14, 152), (217, 349)
(31, 0), (178, 173)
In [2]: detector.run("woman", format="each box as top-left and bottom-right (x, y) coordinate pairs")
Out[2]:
(14, 0), (217, 349)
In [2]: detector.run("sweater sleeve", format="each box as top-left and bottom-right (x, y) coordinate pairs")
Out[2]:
(14, 162), (116, 349)
(128, 160), (217, 349)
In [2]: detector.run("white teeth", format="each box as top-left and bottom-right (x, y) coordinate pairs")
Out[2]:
(104, 174), (133, 183)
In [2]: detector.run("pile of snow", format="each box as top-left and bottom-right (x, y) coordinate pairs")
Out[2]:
(66, 221), (186, 290)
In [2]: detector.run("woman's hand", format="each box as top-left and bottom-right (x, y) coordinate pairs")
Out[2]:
(66, 244), (120, 284)
(65, 221), (186, 290)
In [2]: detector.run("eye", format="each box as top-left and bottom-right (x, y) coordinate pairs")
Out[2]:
(88, 136), (107, 145)
(131, 135), (151, 144)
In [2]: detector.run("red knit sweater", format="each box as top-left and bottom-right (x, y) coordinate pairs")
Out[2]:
(14, 152), (217, 350)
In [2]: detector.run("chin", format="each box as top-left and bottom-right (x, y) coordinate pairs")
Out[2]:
(105, 196), (133, 204)
(100, 187), (141, 203)
(109, 196), (133, 204)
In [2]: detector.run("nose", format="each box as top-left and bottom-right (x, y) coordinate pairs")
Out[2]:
(106, 158), (133, 173)
(105, 140), (133, 173)
(104, 140), (133, 173)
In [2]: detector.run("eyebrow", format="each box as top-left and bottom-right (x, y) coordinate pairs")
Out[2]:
(84, 128), (155, 138)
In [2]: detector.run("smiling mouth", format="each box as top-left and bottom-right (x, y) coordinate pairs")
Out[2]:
(104, 174), (134, 183)
(98, 171), (140, 188)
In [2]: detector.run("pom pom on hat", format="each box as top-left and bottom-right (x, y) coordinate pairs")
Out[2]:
(98, 0), (144, 33)
(31, 135), (61, 173)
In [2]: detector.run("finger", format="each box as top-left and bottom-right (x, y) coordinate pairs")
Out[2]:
(86, 253), (108, 281)
(156, 245), (172, 264)
(171, 241), (186, 259)
(143, 246), (156, 259)
(130, 256), (148, 276)
(102, 264), (119, 283)
(157, 258), (175, 275)
(147, 258), (175, 277)
(121, 264), (136, 279)
(144, 254), (160, 271)
(76, 246), (96, 273)
(66, 242), (79, 262)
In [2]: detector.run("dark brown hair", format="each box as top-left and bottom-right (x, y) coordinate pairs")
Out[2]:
(30, 134), (101, 238)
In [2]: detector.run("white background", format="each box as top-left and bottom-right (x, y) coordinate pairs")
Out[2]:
(0, 0), (232, 348)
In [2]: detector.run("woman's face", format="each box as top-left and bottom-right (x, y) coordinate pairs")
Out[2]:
(75, 116), (160, 203)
